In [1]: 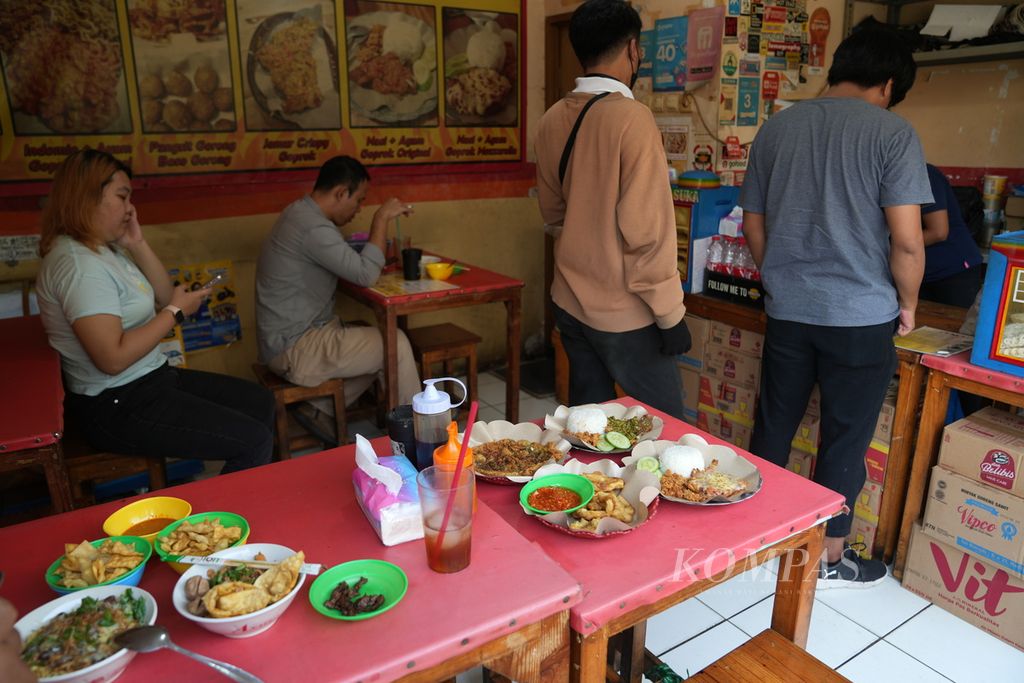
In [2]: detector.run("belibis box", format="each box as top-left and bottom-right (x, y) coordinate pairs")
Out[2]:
(903, 524), (1024, 652)
(939, 407), (1024, 498)
(922, 466), (1024, 578)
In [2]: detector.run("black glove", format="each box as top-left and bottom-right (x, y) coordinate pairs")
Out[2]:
(659, 318), (692, 356)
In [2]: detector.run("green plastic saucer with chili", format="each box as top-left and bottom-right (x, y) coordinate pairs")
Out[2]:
(520, 473), (595, 515)
(309, 560), (408, 621)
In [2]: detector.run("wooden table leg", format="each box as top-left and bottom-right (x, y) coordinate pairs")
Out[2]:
(504, 292), (522, 423)
(894, 369), (950, 580)
(572, 626), (610, 683)
(621, 622), (647, 683)
(770, 524), (825, 648)
(878, 352), (926, 562)
(377, 307), (401, 411)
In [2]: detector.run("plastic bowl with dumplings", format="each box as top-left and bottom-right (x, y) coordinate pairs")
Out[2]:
(44, 535), (152, 595)
(171, 543), (305, 638)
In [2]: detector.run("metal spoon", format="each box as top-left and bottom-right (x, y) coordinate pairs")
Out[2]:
(116, 625), (264, 683)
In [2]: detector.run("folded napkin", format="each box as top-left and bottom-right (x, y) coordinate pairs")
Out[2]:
(352, 435), (423, 546)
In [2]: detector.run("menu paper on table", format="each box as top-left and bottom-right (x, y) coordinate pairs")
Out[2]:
(894, 326), (974, 356)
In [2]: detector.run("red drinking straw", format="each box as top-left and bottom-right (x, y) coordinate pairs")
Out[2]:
(431, 400), (478, 565)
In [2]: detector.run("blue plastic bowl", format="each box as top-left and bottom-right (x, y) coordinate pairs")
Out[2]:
(45, 536), (152, 595)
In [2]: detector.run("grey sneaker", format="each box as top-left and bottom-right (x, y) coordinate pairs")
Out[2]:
(817, 544), (887, 589)
(291, 402), (339, 448)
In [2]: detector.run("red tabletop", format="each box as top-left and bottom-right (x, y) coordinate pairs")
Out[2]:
(477, 398), (845, 635)
(0, 444), (581, 683)
(922, 349), (1024, 393)
(0, 315), (63, 452)
(337, 255), (524, 305)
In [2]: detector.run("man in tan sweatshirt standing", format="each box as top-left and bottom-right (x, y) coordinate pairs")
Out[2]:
(536, 0), (690, 419)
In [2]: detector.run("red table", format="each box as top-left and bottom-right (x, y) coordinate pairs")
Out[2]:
(0, 315), (73, 512)
(894, 350), (1024, 579)
(0, 445), (581, 682)
(477, 398), (846, 682)
(338, 257), (524, 421)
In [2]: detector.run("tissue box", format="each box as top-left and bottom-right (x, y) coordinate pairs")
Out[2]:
(353, 454), (424, 546)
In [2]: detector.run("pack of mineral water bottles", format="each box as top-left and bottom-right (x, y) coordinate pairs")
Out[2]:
(706, 235), (760, 281)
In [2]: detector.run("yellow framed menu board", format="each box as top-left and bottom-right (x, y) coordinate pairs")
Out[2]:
(0, 0), (522, 187)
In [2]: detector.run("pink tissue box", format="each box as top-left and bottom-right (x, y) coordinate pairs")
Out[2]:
(353, 455), (423, 546)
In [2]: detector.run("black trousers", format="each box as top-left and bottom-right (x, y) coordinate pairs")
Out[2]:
(553, 304), (685, 420)
(920, 264), (984, 309)
(750, 317), (897, 538)
(66, 364), (275, 475)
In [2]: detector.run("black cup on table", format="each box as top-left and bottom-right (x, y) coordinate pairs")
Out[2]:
(386, 405), (416, 460)
(401, 248), (422, 280)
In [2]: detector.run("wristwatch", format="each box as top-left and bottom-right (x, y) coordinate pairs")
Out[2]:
(163, 305), (185, 324)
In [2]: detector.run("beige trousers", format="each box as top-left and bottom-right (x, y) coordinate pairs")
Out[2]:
(269, 318), (421, 407)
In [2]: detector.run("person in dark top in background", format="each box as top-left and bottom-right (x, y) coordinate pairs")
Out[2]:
(920, 164), (984, 308)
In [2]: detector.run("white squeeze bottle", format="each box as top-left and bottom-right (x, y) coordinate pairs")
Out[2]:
(412, 377), (467, 471)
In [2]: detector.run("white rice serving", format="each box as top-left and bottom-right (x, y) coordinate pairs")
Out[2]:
(660, 445), (705, 478)
(383, 20), (424, 63)
(566, 407), (607, 434)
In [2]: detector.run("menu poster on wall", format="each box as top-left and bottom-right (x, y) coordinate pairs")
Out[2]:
(0, 0), (522, 188)
(167, 260), (240, 353)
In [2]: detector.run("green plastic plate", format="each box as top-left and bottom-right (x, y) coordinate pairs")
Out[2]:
(308, 560), (408, 621)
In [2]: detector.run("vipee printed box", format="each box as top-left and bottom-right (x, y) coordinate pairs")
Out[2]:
(854, 480), (884, 524)
(939, 407), (1024, 498)
(787, 448), (815, 479)
(703, 341), (761, 390)
(697, 407), (752, 450)
(708, 321), (764, 357)
(791, 412), (821, 455)
(697, 374), (757, 424)
(680, 366), (700, 424)
(903, 524), (1024, 652)
(923, 466), (1024, 578)
(873, 379), (899, 445)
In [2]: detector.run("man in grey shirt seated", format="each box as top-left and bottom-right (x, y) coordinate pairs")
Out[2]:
(256, 156), (421, 423)
(740, 24), (931, 588)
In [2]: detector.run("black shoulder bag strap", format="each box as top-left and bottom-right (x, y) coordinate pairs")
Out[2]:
(558, 91), (612, 185)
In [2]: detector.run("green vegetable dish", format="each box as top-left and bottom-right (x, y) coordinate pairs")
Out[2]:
(605, 416), (654, 445)
(21, 590), (145, 677)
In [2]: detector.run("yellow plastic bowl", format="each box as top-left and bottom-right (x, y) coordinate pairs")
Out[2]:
(102, 496), (192, 547)
(425, 262), (454, 280)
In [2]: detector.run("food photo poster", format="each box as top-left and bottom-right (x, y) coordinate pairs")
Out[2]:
(0, 0), (522, 188)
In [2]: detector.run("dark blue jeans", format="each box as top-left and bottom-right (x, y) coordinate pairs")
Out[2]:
(553, 304), (685, 420)
(66, 364), (275, 475)
(750, 317), (897, 538)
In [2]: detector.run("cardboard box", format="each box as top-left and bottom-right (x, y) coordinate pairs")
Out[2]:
(1006, 195), (1024, 218)
(873, 379), (899, 445)
(854, 480), (884, 524)
(903, 523), (1024, 652)
(680, 366), (700, 425)
(865, 444), (889, 485)
(697, 374), (757, 424)
(847, 515), (878, 560)
(703, 341), (761, 390)
(939, 407), (1024, 498)
(677, 315), (710, 371)
(697, 407), (752, 450)
(791, 412), (821, 454)
(708, 321), (764, 357)
(787, 448), (815, 479)
(923, 466), (1024, 578)
(805, 384), (821, 417)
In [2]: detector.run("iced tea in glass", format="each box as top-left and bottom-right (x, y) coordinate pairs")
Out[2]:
(417, 466), (474, 573)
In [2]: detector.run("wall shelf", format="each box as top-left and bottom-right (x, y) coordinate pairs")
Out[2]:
(913, 42), (1024, 65)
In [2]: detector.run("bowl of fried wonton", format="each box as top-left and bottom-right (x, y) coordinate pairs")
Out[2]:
(171, 543), (306, 638)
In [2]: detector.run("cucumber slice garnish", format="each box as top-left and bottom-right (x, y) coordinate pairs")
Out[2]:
(605, 431), (631, 450)
(636, 455), (661, 473)
(595, 436), (615, 452)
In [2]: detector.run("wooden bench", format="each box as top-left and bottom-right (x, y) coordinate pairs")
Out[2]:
(252, 364), (347, 459)
(406, 323), (481, 405)
(672, 629), (850, 682)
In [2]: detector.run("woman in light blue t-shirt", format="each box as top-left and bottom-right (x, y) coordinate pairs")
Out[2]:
(36, 149), (274, 474)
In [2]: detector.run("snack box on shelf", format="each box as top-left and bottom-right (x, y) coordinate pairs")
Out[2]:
(708, 321), (764, 357)
(703, 340), (761, 391)
(923, 465), (1024, 579)
(971, 231), (1024, 378)
(938, 406), (1024, 498)
(696, 406), (752, 451)
(903, 523), (1024, 653)
(698, 374), (757, 424)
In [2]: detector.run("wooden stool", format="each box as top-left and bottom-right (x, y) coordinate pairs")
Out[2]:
(406, 324), (481, 405)
(60, 428), (166, 508)
(681, 630), (849, 682)
(252, 364), (346, 460)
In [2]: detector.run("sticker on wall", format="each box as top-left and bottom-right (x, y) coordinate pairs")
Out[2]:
(639, 30), (655, 78)
(719, 78), (738, 126)
(722, 50), (739, 77)
(807, 8), (831, 75)
(0, 235), (40, 266)
(725, 16), (739, 43)
(762, 71), (780, 99)
(159, 326), (187, 368)
(728, 0), (742, 16)
(687, 7), (725, 89)
(741, 0), (752, 14)
(166, 260), (240, 353)
(691, 141), (715, 172)
(764, 6), (787, 32)
(654, 16), (689, 91)
(717, 138), (749, 174)
(747, 32), (761, 55)
(739, 57), (760, 77)
(737, 76), (760, 126)
(658, 116), (691, 162)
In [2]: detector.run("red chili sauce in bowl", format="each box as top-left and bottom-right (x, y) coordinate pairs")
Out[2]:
(527, 486), (582, 512)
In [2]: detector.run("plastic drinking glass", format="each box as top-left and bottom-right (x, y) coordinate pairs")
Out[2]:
(416, 466), (474, 573)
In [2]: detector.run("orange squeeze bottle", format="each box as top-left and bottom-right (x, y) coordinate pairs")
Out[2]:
(434, 421), (476, 511)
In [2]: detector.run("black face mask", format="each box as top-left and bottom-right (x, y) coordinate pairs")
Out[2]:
(628, 48), (639, 89)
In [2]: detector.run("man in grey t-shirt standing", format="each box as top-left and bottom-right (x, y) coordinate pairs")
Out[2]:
(256, 156), (421, 428)
(740, 25), (931, 587)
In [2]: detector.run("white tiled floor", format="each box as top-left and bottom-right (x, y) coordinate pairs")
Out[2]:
(304, 372), (1024, 681)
